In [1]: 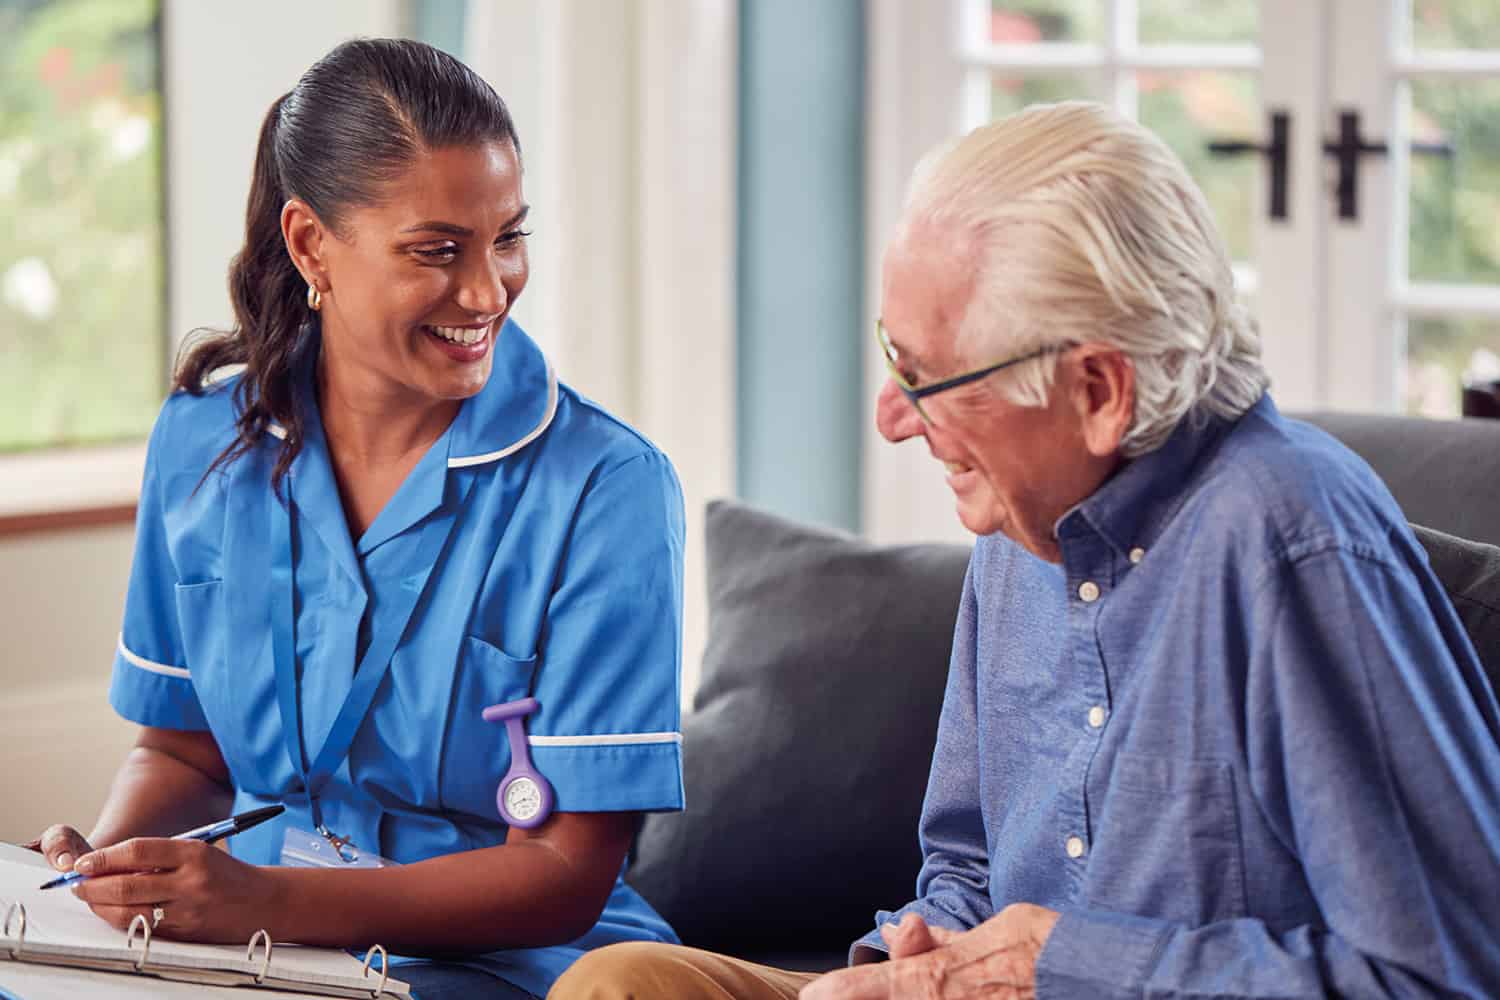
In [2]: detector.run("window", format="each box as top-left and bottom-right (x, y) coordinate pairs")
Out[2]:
(0, 0), (166, 453)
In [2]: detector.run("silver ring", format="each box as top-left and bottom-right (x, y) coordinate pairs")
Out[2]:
(246, 928), (273, 984)
(151, 906), (165, 930)
(126, 913), (153, 970)
(3, 901), (27, 959)
(361, 943), (390, 997)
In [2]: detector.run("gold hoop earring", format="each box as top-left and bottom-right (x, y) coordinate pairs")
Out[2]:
(306, 284), (322, 311)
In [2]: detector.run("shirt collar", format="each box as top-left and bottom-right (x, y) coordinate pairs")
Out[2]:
(446, 318), (558, 467)
(264, 317), (558, 466)
(1056, 393), (1274, 561)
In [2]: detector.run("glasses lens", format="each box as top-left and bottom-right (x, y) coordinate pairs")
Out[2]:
(876, 321), (919, 389)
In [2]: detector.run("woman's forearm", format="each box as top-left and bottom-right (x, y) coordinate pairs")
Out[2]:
(89, 742), (233, 847)
(262, 814), (633, 956)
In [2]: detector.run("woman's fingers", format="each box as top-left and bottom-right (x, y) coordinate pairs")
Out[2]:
(74, 836), (195, 877)
(71, 869), (177, 909)
(36, 825), (94, 872)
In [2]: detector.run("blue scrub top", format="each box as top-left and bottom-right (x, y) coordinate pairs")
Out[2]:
(108, 320), (686, 996)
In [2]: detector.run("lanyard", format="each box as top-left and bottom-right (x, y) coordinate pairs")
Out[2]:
(269, 471), (473, 833)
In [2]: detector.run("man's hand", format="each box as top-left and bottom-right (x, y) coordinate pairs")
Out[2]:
(801, 904), (1061, 1000)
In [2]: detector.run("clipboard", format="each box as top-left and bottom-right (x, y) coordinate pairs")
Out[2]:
(0, 846), (409, 998)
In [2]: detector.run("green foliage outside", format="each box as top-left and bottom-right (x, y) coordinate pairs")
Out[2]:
(990, 1), (1500, 418)
(0, 0), (164, 452)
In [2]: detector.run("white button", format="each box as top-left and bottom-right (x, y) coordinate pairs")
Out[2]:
(1129, 547), (1146, 564)
(1066, 836), (1086, 859)
(1088, 705), (1106, 728)
(1078, 581), (1100, 602)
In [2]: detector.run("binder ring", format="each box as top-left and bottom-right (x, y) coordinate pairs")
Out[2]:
(2, 901), (25, 959)
(246, 928), (274, 984)
(125, 913), (153, 971)
(361, 943), (390, 998)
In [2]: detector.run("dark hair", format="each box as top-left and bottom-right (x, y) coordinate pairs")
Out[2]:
(175, 38), (521, 492)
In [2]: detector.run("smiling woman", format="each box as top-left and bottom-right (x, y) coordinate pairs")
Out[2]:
(24, 37), (688, 1000)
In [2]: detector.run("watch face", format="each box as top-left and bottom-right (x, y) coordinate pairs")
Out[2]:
(504, 776), (542, 820)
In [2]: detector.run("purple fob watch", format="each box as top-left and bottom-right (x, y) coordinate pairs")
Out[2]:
(481, 697), (556, 828)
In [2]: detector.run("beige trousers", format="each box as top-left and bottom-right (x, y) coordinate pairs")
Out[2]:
(547, 943), (822, 1000)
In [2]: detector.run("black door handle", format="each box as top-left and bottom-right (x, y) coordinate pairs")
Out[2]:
(1323, 109), (1456, 220)
(1207, 110), (1290, 221)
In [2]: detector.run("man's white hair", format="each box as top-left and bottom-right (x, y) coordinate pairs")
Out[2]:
(898, 100), (1267, 457)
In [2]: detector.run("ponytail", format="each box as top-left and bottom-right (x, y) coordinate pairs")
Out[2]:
(175, 93), (313, 494)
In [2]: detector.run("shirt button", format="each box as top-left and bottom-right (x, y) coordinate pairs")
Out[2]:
(1088, 705), (1106, 728)
(1066, 836), (1086, 859)
(1129, 547), (1146, 564)
(1078, 581), (1101, 602)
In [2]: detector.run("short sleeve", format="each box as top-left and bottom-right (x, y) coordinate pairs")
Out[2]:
(528, 449), (686, 812)
(108, 401), (210, 731)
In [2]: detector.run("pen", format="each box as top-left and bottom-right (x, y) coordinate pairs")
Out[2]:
(38, 804), (285, 890)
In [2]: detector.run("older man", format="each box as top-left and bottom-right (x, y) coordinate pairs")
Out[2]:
(549, 102), (1500, 999)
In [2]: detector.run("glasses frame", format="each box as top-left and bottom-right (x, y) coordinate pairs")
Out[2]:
(875, 319), (1057, 425)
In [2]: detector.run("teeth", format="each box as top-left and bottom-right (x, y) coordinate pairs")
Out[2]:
(430, 325), (486, 344)
(944, 462), (969, 474)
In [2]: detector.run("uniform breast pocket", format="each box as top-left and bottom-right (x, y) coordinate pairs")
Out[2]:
(439, 635), (538, 821)
(1082, 751), (1247, 926)
(173, 580), (225, 675)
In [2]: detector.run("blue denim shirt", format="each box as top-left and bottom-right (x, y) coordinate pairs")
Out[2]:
(857, 396), (1500, 997)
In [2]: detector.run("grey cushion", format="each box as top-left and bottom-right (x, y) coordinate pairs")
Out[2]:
(1299, 412), (1500, 547)
(1413, 524), (1500, 691)
(626, 499), (971, 958)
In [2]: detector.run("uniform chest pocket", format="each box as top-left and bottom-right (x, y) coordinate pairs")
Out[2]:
(439, 635), (538, 821)
(1082, 752), (1247, 926)
(173, 580), (225, 675)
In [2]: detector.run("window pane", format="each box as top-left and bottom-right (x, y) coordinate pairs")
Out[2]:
(1139, 0), (1258, 45)
(1136, 71), (1259, 262)
(1407, 78), (1500, 285)
(1411, 0), (1500, 51)
(1405, 315), (1500, 418)
(989, 74), (1098, 120)
(990, 1), (1102, 44)
(0, 0), (165, 453)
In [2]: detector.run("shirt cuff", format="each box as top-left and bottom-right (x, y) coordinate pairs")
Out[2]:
(531, 741), (684, 812)
(1036, 909), (1171, 1000)
(109, 646), (209, 731)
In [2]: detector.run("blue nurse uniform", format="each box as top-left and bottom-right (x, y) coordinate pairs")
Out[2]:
(107, 320), (686, 997)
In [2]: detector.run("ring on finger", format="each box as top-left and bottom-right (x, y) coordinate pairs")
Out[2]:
(150, 906), (165, 930)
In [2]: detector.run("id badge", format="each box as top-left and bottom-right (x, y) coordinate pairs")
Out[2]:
(280, 827), (399, 869)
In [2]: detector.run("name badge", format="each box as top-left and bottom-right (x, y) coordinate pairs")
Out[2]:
(280, 827), (398, 869)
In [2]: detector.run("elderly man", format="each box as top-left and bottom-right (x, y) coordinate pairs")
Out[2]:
(549, 102), (1500, 999)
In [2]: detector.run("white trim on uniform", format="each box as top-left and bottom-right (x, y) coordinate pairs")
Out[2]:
(449, 361), (560, 468)
(527, 731), (683, 748)
(117, 634), (192, 679)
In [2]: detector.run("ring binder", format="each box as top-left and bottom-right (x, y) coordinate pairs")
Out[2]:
(125, 912), (152, 971)
(2, 901), (24, 960)
(246, 928), (273, 984)
(1, 847), (410, 995)
(361, 943), (390, 999)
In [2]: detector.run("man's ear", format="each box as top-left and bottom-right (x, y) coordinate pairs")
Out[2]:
(1068, 345), (1135, 458)
(281, 198), (329, 295)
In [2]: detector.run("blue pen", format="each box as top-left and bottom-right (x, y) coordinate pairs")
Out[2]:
(38, 804), (285, 890)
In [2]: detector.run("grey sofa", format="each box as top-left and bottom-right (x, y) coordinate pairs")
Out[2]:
(624, 411), (1500, 972)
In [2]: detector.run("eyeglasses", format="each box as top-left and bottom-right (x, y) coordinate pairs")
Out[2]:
(875, 319), (1055, 425)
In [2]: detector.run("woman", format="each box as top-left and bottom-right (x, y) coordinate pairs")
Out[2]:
(26, 38), (685, 1000)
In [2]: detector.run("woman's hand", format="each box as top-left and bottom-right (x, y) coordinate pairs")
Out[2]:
(24, 825), (95, 875)
(68, 838), (284, 944)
